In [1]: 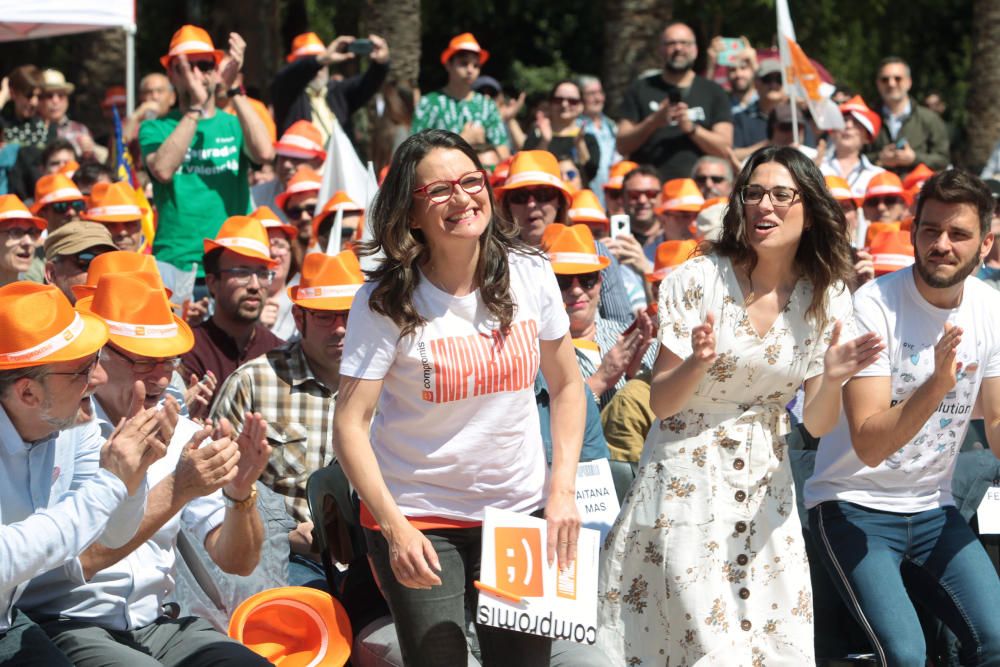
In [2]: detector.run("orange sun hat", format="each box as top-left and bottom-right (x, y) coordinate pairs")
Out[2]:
(496, 150), (573, 205)
(646, 239), (699, 282)
(0, 282), (109, 370)
(203, 216), (278, 266)
(274, 121), (327, 162)
(489, 157), (512, 188)
(229, 586), (353, 667)
(251, 206), (297, 241)
(864, 221), (901, 247)
(160, 24), (225, 69)
(824, 175), (861, 208)
(656, 178), (704, 214)
(839, 95), (882, 141)
(71, 251), (164, 300)
(440, 32), (489, 66)
(870, 229), (915, 276)
(567, 190), (608, 226)
(864, 171), (908, 204)
(83, 181), (147, 224)
(289, 250), (364, 311)
(100, 86), (127, 110)
(311, 192), (364, 244)
(31, 173), (83, 214)
(0, 194), (46, 230)
(604, 160), (638, 191)
(542, 223), (611, 275)
(275, 167), (323, 212)
(76, 271), (194, 358)
(287, 32), (326, 63)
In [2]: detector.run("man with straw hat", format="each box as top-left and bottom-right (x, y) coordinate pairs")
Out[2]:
(20, 271), (272, 667)
(0, 282), (171, 663)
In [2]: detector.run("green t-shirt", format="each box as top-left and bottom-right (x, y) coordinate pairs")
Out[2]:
(139, 110), (251, 275)
(411, 91), (508, 147)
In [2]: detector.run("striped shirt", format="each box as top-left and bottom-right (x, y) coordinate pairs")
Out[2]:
(596, 241), (635, 324)
(210, 341), (337, 523)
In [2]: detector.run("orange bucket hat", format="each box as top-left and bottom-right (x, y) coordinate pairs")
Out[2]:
(839, 95), (881, 141)
(311, 192), (364, 243)
(825, 175), (861, 208)
(568, 190), (608, 226)
(83, 182), (147, 224)
(251, 206), (297, 240)
(160, 25), (225, 70)
(489, 157), (512, 188)
(0, 282), (109, 370)
(100, 86), (127, 110)
(496, 150), (573, 205)
(289, 251), (364, 311)
(864, 172), (907, 203)
(58, 160), (80, 179)
(902, 163), (934, 192)
(71, 251), (164, 300)
(31, 174), (83, 214)
(0, 195), (46, 230)
(440, 32), (489, 66)
(229, 586), (353, 667)
(646, 239), (699, 282)
(203, 216), (278, 266)
(274, 121), (327, 161)
(275, 167), (323, 211)
(287, 32), (326, 63)
(656, 178), (704, 214)
(604, 160), (639, 191)
(76, 271), (194, 358)
(542, 223), (611, 275)
(869, 229), (914, 276)
(864, 221), (901, 247)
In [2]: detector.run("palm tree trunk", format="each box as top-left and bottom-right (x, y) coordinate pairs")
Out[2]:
(600, 0), (674, 112)
(966, 0), (1000, 172)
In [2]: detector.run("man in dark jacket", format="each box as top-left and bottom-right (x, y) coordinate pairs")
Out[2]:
(271, 32), (390, 145)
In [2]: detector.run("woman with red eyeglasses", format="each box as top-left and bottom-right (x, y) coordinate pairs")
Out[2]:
(333, 129), (585, 666)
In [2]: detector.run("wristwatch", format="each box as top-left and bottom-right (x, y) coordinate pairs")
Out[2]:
(227, 84), (246, 98)
(186, 106), (207, 119)
(222, 485), (258, 510)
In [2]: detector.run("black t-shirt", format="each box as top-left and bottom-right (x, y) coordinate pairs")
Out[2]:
(618, 73), (732, 180)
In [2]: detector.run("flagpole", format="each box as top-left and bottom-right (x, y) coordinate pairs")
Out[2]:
(777, 0), (799, 143)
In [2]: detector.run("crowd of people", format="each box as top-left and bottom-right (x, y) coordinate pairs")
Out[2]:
(1, 15), (999, 667)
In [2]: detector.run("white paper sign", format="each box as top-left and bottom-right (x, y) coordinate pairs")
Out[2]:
(146, 415), (204, 483)
(575, 458), (620, 542)
(478, 507), (599, 644)
(977, 486), (1000, 534)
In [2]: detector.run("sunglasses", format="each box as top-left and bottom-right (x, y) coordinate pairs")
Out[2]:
(49, 200), (86, 214)
(879, 76), (904, 84)
(506, 186), (560, 205)
(58, 251), (101, 272)
(556, 271), (601, 291)
(694, 175), (727, 185)
(3, 225), (42, 241)
(284, 206), (315, 220)
(41, 90), (68, 100)
(187, 59), (217, 73)
(865, 196), (905, 208)
(761, 74), (783, 86)
(626, 189), (659, 201)
(551, 95), (582, 106)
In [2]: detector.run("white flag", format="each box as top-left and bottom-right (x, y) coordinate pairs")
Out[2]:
(776, 0), (843, 132)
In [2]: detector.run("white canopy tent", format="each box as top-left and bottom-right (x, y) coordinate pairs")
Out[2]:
(0, 0), (137, 111)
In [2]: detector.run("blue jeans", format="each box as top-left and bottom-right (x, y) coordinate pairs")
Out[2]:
(809, 501), (1000, 666)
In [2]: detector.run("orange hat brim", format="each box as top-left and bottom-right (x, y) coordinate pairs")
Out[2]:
(287, 287), (359, 312)
(83, 210), (147, 224)
(440, 46), (490, 66)
(76, 297), (195, 358)
(202, 239), (279, 267)
(550, 256), (611, 275)
(0, 311), (109, 371)
(0, 213), (47, 230)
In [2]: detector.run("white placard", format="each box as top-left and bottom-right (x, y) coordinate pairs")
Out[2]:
(977, 486), (1000, 534)
(147, 415), (204, 482)
(575, 458), (620, 542)
(478, 507), (599, 645)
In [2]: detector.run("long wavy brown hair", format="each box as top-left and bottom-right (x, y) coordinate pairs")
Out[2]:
(358, 129), (533, 338)
(708, 145), (853, 326)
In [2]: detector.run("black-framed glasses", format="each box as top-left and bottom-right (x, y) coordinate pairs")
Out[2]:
(106, 344), (181, 374)
(556, 271), (601, 291)
(413, 170), (487, 205)
(551, 95), (582, 106)
(694, 175), (728, 185)
(57, 251), (102, 272)
(306, 309), (350, 326)
(506, 186), (560, 205)
(46, 352), (102, 382)
(879, 76), (904, 84)
(220, 267), (276, 286)
(49, 200), (86, 214)
(2, 225), (42, 241)
(742, 185), (800, 208)
(760, 74), (783, 86)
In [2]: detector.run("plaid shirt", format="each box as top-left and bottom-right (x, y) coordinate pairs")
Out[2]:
(210, 341), (337, 523)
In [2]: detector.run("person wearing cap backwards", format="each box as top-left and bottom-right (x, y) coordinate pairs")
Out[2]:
(251, 120), (327, 223)
(333, 129), (585, 666)
(0, 281), (173, 665)
(820, 95), (886, 201)
(181, 216), (284, 411)
(0, 194), (46, 288)
(81, 181), (146, 252)
(275, 166), (323, 266)
(804, 170), (1000, 665)
(598, 146), (883, 664)
(43, 220), (117, 303)
(412, 33), (511, 159)
(19, 270), (272, 667)
(863, 171), (910, 224)
(38, 69), (97, 159)
(140, 25), (275, 282)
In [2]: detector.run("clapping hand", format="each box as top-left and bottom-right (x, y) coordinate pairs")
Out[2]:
(822, 320), (885, 383)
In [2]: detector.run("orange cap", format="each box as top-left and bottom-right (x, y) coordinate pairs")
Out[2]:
(496, 150), (572, 205)
(160, 25), (225, 70)
(440, 32), (489, 66)
(604, 160), (638, 190)
(864, 221), (901, 247)
(228, 586), (352, 667)
(250, 206), (297, 240)
(839, 95), (881, 141)
(567, 190), (608, 225)
(542, 223), (611, 275)
(902, 163), (934, 192)
(274, 120), (327, 161)
(489, 157), (512, 188)
(203, 216), (278, 266)
(100, 86), (127, 109)
(71, 251), (163, 300)
(289, 251), (364, 311)
(31, 173), (83, 214)
(76, 271), (194, 358)
(864, 172), (906, 202)
(275, 167), (323, 212)
(83, 182), (147, 223)
(0, 282), (109, 370)
(646, 239), (699, 282)
(287, 32), (326, 63)
(869, 229), (914, 276)
(0, 195), (46, 230)
(656, 178), (704, 213)
(311, 192), (364, 243)
(825, 175), (861, 208)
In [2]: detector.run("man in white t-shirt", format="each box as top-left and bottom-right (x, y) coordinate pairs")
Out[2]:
(804, 169), (1000, 666)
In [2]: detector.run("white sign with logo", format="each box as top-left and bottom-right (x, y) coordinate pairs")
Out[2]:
(478, 507), (600, 644)
(575, 458), (620, 542)
(977, 486), (1000, 534)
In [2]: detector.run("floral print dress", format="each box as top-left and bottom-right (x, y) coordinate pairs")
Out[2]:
(597, 254), (852, 665)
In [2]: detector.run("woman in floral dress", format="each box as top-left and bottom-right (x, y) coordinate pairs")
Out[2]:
(597, 146), (884, 665)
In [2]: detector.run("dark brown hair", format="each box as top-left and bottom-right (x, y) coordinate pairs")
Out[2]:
(359, 129), (533, 338)
(708, 145), (853, 325)
(914, 169), (993, 236)
(8, 65), (43, 97)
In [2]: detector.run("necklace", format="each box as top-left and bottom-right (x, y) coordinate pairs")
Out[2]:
(744, 273), (755, 307)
